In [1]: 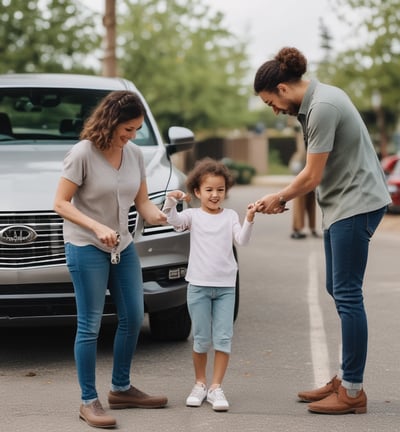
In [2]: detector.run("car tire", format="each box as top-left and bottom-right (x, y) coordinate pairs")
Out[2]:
(149, 247), (240, 340)
(149, 303), (191, 341)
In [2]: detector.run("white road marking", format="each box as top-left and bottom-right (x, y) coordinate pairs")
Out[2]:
(308, 251), (330, 387)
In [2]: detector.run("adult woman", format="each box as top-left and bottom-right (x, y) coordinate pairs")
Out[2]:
(253, 47), (391, 414)
(54, 91), (168, 428)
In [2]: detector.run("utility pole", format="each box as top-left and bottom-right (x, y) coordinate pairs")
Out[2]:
(102, 0), (117, 77)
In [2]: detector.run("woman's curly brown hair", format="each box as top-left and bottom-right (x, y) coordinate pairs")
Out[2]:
(186, 157), (234, 196)
(80, 90), (146, 150)
(253, 47), (307, 93)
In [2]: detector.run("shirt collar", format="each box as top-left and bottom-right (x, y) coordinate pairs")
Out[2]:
(298, 78), (319, 119)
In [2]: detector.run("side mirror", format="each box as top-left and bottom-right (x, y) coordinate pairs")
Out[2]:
(166, 126), (195, 156)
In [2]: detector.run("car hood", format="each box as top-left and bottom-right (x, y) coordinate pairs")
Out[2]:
(0, 143), (167, 211)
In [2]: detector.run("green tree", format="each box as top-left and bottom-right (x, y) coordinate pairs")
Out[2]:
(117, 0), (252, 135)
(318, 0), (400, 114)
(0, 0), (101, 74)
(316, 0), (400, 154)
(1, 0), (254, 135)
(319, 18), (333, 63)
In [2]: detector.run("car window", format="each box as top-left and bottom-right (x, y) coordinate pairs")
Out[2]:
(0, 88), (157, 146)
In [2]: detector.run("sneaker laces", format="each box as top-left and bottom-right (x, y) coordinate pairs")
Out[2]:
(210, 387), (226, 401)
(190, 384), (206, 399)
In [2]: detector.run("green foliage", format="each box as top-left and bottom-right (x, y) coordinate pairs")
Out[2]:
(268, 149), (291, 175)
(222, 158), (256, 185)
(0, 0), (254, 135)
(117, 0), (252, 135)
(0, 0), (101, 73)
(317, 0), (400, 131)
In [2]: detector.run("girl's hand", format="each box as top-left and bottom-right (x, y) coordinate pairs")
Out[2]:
(167, 190), (190, 202)
(246, 202), (258, 222)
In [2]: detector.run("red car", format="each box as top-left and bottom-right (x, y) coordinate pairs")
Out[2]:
(381, 154), (400, 176)
(386, 158), (400, 213)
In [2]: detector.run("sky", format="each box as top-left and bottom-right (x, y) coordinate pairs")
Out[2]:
(203, 0), (352, 69)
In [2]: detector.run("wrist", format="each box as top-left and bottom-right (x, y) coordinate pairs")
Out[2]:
(278, 195), (286, 207)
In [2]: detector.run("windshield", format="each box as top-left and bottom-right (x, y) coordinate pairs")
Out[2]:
(0, 88), (157, 146)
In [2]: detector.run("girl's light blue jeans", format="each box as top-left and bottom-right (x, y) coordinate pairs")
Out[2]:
(65, 242), (144, 403)
(323, 207), (386, 385)
(187, 284), (235, 354)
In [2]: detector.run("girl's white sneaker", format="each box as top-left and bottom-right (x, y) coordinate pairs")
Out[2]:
(207, 387), (229, 411)
(186, 383), (207, 407)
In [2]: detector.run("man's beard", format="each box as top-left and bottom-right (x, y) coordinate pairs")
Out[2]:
(285, 102), (300, 116)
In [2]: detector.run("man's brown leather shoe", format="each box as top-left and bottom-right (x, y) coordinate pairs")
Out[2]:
(308, 385), (367, 414)
(298, 375), (341, 402)
(79, 399), (117, 429)
(108, 385), (168, 409)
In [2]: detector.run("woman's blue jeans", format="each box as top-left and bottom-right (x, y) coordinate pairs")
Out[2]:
(323, 207), (386, 384)
(65, 242), (144, 402)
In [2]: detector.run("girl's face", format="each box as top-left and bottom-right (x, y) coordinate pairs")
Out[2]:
(112, 116), (144, 149)
(194, 174), (226, 214)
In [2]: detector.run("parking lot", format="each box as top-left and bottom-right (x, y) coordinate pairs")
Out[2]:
(1, 182), (399, 432)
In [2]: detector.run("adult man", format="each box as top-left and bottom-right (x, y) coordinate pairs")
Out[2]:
(253, 47), (391, 414)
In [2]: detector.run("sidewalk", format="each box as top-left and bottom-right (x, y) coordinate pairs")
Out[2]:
(252, 175), (293, 187)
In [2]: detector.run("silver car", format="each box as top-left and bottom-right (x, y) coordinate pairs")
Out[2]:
(0, 73), (195, 341)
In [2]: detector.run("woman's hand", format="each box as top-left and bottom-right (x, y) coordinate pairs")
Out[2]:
(153, 209), (168, 225)
(92, 222), (120, 248)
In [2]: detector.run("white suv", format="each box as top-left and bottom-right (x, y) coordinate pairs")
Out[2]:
(0, 73), (195, 341)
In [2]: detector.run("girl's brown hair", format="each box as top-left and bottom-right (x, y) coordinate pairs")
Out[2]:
(80, 90), (146, 150)
(253, 47), (307, 94)
(186, 158), (234, 195)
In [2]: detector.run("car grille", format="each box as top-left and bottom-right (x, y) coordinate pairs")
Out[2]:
(0, 209), (138, 269)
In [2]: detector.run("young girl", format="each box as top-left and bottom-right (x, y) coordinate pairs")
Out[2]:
(162, 158), (257, 411)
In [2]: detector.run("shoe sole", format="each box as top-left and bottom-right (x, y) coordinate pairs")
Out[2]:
(186, 398), (206, 407)
(79, 414), (117, 429)
(109, 402), (167, 409)
(207, 400), (229, 412)
(308, 406), (367, 414)
(212, 406), (229, 412)
(298, 396), (329, 403)
(186, 402), (203, 407)
(298, 391), (335, 403)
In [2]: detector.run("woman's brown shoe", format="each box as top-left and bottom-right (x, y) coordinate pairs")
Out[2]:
(79, 399), (117, 429)
(108, 385), (168, 409)
(298, 376), (341, 402)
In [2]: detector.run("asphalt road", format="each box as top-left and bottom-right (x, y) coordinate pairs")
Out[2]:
(1, 183), (399, 432)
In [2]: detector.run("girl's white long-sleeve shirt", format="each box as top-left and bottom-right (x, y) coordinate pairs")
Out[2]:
(163, 197), (254, 287)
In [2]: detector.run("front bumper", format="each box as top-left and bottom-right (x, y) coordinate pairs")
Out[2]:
(0, 277), (187, 326)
